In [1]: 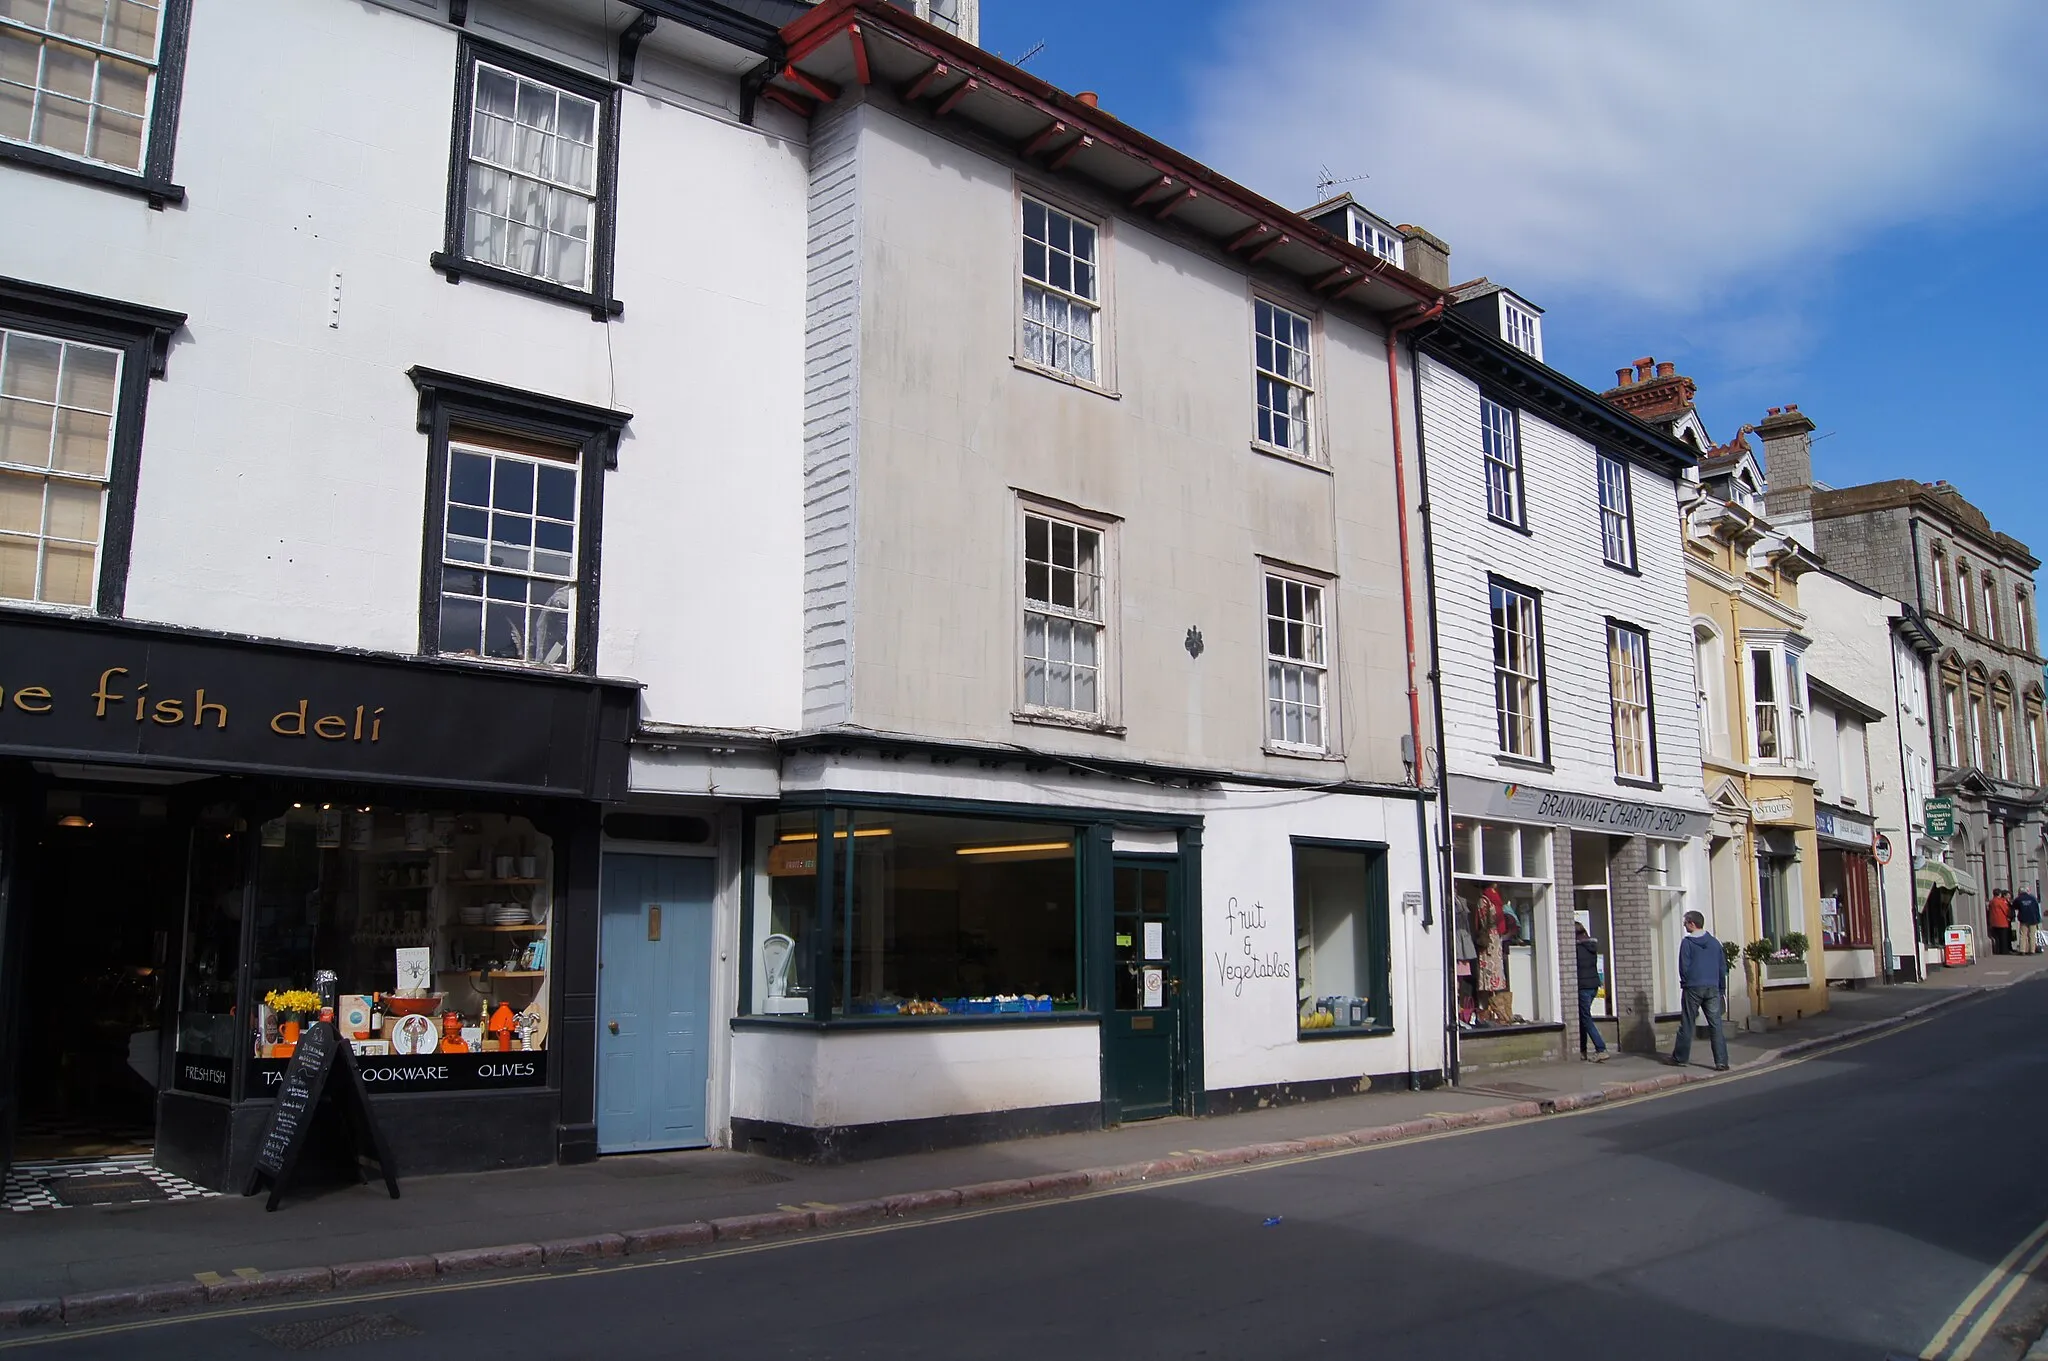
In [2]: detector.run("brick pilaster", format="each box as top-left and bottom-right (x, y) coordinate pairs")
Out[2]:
(1551, 831), (1577, 1055)
(1609, 837), (1659, 1053)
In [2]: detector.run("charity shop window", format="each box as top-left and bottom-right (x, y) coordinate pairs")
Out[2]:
(434, 39), (621, 318)
(1451, 818), (1556, 1027)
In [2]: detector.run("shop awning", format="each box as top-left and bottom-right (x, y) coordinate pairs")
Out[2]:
(1917, 862), (1980, 898)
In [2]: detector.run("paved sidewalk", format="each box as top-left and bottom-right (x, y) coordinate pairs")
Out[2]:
(0, 966), (2031, 1329)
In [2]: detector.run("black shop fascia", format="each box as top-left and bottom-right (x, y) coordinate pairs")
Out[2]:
(0, 610), (635, 1191)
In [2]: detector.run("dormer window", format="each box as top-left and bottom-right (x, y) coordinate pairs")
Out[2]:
(1501, 298), (1541, 359)
(1348, 212), (1403, 267)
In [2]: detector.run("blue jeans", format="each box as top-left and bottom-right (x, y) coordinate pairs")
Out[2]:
(1578, 987), (1606, 1054)
(1674, 984), (1729, 1068)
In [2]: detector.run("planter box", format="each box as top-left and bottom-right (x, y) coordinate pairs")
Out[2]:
(1763, 959), (1810, 987)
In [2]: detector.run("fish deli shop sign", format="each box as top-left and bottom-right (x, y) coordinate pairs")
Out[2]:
(1452, 776), (1707, 839)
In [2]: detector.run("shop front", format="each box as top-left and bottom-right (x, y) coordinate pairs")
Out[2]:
(1446, 776), (1707, 1065)
(728, 746), (1437, 1162)
(1816, 806), (1880, 982)
(0, 612), (633, 1189)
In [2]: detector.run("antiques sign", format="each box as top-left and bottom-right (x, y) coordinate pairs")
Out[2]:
(0, 613), (631, 796)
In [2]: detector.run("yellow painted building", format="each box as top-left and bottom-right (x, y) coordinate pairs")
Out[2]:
(1680, 446), (1829, 1026)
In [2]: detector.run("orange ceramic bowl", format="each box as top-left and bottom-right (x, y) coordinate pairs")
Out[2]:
(380, 995), (439, 1017)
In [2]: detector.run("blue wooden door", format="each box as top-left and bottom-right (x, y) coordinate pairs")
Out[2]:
(598, 854), (715, 1153)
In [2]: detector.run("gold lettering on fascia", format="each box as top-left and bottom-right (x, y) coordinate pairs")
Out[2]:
(0, 665), (384, 743)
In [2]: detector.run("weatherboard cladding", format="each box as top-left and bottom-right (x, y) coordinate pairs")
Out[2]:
(1417, 355), (1703, 803)
(802, 101), (864, 727)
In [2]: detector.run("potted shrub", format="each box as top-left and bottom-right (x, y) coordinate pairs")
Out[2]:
(1742, 938), (1775, 1016)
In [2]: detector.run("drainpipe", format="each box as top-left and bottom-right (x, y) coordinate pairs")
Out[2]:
(1886, 624), (1921, 980)
(1410, 346), (1460, 1087)
(1382, 300), (1449, 1084)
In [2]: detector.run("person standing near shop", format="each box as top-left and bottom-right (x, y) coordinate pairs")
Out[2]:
(1668, 910), (1729, 1071)
(1988, 889), (2013, 955)
(2015, 886), (2042, 955)
(1575, 922), (1609, 1062)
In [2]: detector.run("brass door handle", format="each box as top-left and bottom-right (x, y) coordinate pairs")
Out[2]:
(608, 1020), (619, 1035)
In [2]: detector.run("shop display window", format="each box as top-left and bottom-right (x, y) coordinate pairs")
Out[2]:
(1292, 843), (1391, 1034)
(746, 809), (1080, 1019)
(1571, 833), (1614, 1020)
(249, 805), (553, 1064)
(1818, 848), (1873, 948)
(1647, 839), (1688, 1014)
(175, 804), (248, 1071)
(1451, 818), (1556, 1026)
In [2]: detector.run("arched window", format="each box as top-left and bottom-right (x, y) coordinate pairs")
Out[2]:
(1932, 544), (1951, 616)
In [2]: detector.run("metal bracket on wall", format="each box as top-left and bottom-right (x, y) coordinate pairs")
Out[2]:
(618, 10), (658, 85)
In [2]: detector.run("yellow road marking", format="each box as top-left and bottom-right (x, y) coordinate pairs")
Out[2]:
(1936, 1220), (2048, 1360)
(0, 1004), (1970, 1352)
(1920, 1214), (2048, 1358)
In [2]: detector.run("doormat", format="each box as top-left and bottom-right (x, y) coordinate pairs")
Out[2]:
(254, 1313), (424, 1351)
(4, 1154), (220, 1212)
(42, 1172), (169, 1207)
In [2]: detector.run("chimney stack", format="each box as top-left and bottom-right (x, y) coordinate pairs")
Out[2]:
(1397, 224), (1450, 288)
(1599, 355), (1696, 423)
(1757, 404), (1817, 527)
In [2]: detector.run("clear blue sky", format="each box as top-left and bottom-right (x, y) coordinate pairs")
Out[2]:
(985, 0), (2048, 576)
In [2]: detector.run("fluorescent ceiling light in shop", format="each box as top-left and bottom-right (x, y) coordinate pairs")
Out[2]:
(954, 842), (1072, 858)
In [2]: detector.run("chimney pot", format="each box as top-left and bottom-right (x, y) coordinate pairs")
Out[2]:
(1768, 407), (1781, 416)
(1075, 91), (1099, 107)
(1615, 367), (1635, 386)
(1634, 358), (1655, 379)
(1785, 403), (1799, 412)
(1656, 361), (1675, 379)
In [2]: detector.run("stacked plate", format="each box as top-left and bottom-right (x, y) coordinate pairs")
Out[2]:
(458, 902), (486, 925)
(490, 903), (530, 926)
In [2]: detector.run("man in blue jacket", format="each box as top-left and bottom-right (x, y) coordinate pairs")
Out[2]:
(1669, 910), (1730, 1071)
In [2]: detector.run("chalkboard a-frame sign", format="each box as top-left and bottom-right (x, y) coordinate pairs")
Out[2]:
(243, 1022), (400, 1211)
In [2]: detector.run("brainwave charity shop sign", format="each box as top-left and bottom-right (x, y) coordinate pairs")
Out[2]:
(0, 612), (628, 796)
(1451, 775), (1707, 839)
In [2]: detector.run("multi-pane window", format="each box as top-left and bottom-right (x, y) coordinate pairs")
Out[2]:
(1932, 546), (1950, 615)
(2019, 590), (2033, 654)
(1022, 510), (1104, 715)
(1969, 689), (1988, 770)
(1958, 565), (1974, 632)
(1608, 623), (1653, 779)
(1349, 216), (1402, 266)
(1785, 651), (1809, 763)
(1253, 300), (1314, 457)
(1749, 647), (1780, 761)
(461, 62), (600, 291)
(1941, 677), (1961, 767)
(1490, 580), (1544, 759)
(438, 441), (580, 668)
(1265, 574), (1327, 750)
(1994, 699), (2013, 780)
(1597, 453), (1634, 569)
(0, 0), (161, 172)
(0, 326), (118, 608)
(1982, 575), (1999, 643)
(1501, 300), (1541, 358)
(1480, 397), (1521, 526)
(2029, 705), (2044, 786)
(1021, 197), (1099, 382)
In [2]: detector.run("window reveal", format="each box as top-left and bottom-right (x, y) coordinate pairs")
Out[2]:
(1253, 299), (1314, 456)
(1265, 573), (1327, 750)
(0, 326), (119, 607)
(1022, 510), (1104, 715)
(439, 441), (580, 668)
(1020, 197), (1099, 381)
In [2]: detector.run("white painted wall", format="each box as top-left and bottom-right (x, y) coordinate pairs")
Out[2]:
(0, 0), (807, 733)
(730, 1023), (1101, 1128)
(1418, 357), (1703, 807)
(1801, 570), (1926, 969)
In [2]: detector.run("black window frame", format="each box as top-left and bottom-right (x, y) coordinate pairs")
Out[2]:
(0, 275), (183, 616)
(0, 0), (191, 206)
(1487, 572), (1550, 766)
(1478, 391), (1528, 534)
(1604, 617), (1661, 787)
(408, 366), (630, 676)
(430, 36), (624, 322)
(1290, 837), (1393, 1036)
(1595, 450), (1638, 572)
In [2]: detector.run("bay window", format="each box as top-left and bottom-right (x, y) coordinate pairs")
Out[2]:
(1746, 640), (1810, 765)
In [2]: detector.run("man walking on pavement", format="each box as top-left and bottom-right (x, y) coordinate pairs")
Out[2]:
(1669, 910), (1730, 1071)
(2016, 885), (2042, 955)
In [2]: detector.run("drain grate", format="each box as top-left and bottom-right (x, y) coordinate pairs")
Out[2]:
(41, 1173), (169, 1207)
(254, 1314), (423, 1351)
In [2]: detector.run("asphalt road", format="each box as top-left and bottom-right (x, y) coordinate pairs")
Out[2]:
(14, 982), (2048, 1361)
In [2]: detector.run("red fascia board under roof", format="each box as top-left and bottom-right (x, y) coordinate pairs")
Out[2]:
(775, 0), (1446, 317)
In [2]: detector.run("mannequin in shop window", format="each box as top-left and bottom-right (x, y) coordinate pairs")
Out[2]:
(1454, 893), (1479, 1026)
(1471, 882), (1515, 1025)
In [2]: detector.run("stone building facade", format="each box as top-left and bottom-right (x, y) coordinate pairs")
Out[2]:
(1771, 460), (2046, 948)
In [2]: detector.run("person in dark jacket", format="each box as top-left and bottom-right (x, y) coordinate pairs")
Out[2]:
(2016, 887), (2042, 955)
(1669, 910), (1730, 1071)
(1575, 922), (1609, 1062)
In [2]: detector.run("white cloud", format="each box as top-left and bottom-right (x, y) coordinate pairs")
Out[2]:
(1188, 0), (2048, 310)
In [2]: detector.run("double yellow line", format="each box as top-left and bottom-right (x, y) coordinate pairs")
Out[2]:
(1921, 1213), (2048, 1359)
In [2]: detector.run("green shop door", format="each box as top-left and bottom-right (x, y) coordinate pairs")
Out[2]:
(1105, 859), (1184, 1123)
